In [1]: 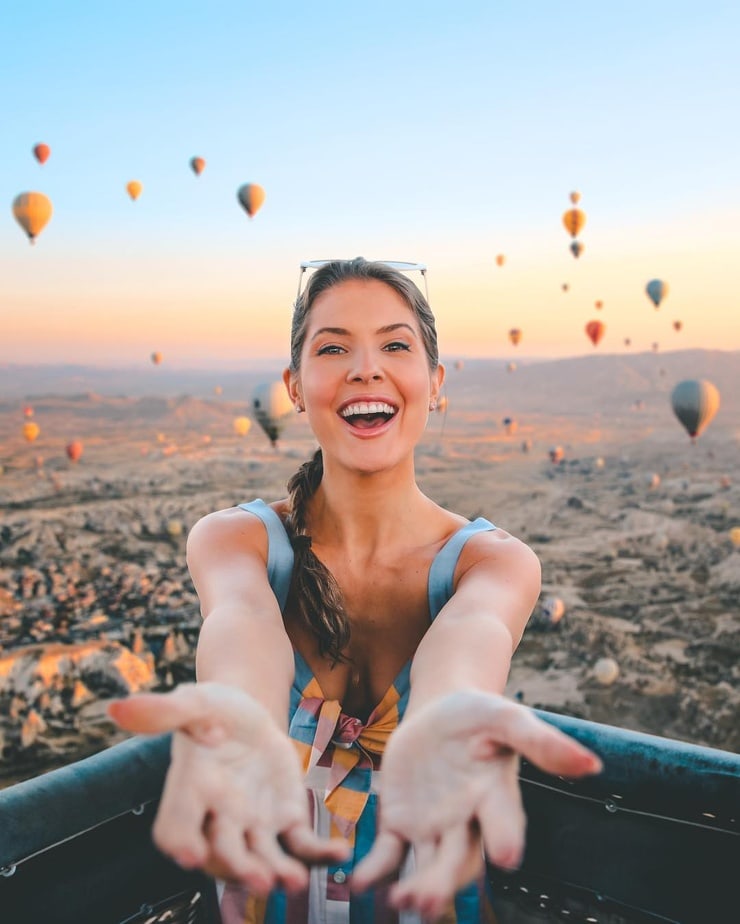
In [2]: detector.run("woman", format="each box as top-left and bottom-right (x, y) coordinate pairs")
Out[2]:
(110, 258), (602, 924)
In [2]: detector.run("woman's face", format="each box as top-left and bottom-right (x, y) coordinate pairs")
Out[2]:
(286, 278), (444, 474)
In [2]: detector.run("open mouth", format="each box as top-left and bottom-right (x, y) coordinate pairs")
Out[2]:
(339, 401), (397, 430)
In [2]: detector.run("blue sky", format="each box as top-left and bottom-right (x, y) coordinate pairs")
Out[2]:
(3, 1), (740, 365)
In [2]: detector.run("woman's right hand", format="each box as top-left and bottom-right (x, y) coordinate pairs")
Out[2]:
(108, 682), (349, 895)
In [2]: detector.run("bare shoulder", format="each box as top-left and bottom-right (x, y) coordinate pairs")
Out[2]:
(455, 524), (541, 593)
(186, 499), (290, 567)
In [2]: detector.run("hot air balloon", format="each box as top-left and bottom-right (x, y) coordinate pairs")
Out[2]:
(646, 279), (668, 308)
(237, 183), (266, 218)
(12, 192), (53, 244)
(570, 240), (584, 259)
(151, 352), (163, 365)
(540, 596), (565, 627)
(729, 527), (740, 548)
(562, 208), (586, 238)
(624, 338), (631, 347)
(502, 417), (518, 436)
(595, 300), (603, 310)
(673, 320), (683, 332)
(651, 342), (659, 353)
(126, 181), (143, 201)
(23, 422), (40, 442)
(33, 143), (51, 165)
(454, 360), (464, 372)
(549, 445), (564, 464)
(66, 441), (83, 462)
(495, 254), (506, 267)
(506, 361), (517, 373)
(190, 156), (206, 176)
(561, 283), (570, 292)
(593, 657), (619, 686)
(670, 379), (720, 441)
(521, 438), (532, 453)
(252, 382), (293, 447)
(585, 320), (605, 347)
(214, 385), (223, 396)
(232, 416), (252, 437)
(569, 191), (581, 205)
(23, 406), (34, 418)
(508, 328), (522, 347)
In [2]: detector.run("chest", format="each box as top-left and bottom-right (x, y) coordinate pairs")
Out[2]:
(284, 547), (437, 721)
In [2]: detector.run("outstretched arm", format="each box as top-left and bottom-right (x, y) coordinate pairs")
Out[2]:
(353, 531), (601, 918)
(109, 507), (348, 892)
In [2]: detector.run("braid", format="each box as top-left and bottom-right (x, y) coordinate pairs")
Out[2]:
(285, 449), (350, 665)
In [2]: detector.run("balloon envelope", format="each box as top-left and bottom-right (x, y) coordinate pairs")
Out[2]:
(495, 254), (506, 267)
(670, 379), (720, 439)
(66, 441), (83, 462)
(508, 328), (522, 346)
(232, 416), (252, 437)
(569, 191), (581, 204)
(252, 382), (293, 446)
(151, 352), (163, 365)
(190, 156), (206, 176)
(237, 183), (266, 218)
(33, 143), (51, 164)
(646, 279), (669, 308)
(562, 208), (586, 237)
(585, 320), (605, 347)
(12, 192), (53, 243)
(126, 181), (143, 201)
(23, 422), (40, 442)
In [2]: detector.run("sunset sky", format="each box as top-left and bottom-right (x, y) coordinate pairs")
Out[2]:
(4, 1), (740, 367)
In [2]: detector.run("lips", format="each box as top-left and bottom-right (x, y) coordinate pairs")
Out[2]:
(337, 397), (398, 434)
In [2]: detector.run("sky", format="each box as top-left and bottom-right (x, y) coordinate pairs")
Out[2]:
(3, 1), (740, 368)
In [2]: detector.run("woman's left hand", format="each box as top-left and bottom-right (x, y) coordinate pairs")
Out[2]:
(351, 690), (602, 920)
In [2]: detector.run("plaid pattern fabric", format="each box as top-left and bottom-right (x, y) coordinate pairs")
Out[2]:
(220, 505), (499, 924)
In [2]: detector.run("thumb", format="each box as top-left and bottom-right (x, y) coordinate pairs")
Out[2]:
(108, 684), (207, 734)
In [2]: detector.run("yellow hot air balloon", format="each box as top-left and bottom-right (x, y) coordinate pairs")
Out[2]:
(23, 422), (40, 442)
(562, 208), (586, 238)
(126, 181), (143, 201)
(670, 379), (720, 441)
(237, 183), (266, 218)
(729, 527), (740, 548)
(233, 416), (252, 437)
(190, 156), (206, 176)
(12, 192), (53, 244)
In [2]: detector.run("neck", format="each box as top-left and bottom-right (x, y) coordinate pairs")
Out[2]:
(307, 454), (428, 554)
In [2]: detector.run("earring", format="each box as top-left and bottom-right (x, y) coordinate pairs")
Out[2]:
(429, 399), (437, 411)
(295, 403), (304, 413)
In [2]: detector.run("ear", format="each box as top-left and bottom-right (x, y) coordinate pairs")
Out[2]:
(431, 363), (445, 404)
(283, 367), (302, 407)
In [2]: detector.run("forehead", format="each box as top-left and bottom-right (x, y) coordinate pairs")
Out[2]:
(307, 278), (418, 330)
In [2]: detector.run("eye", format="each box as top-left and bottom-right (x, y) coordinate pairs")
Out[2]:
(317, 344), (346, 355)
(384, 341), (411, 352)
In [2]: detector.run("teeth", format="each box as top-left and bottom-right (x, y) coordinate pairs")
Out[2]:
(340, 402), (396, 417)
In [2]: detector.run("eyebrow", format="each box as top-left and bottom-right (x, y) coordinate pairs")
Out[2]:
(310, 323), (417, 341)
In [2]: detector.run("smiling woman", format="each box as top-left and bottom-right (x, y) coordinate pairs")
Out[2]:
(108, 258), (602, 924)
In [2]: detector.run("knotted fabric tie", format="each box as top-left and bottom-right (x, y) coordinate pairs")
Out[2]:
(289, 683), (401, 839)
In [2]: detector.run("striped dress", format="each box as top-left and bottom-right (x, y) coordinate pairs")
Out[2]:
(218, 499), (500, 924)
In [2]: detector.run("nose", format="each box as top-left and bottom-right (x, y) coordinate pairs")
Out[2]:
(346, 347), (384, 383)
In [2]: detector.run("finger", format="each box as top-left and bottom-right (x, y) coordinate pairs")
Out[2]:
(151, 767), (210, 866)
(108, 685), (206, 735)
(281, 825), (350, 864)
(478, 778), (526, 871)
(493, 706), (603, 778)
(208, 816), (275, 894)
(391, 829), (477, 918)
(351, 830), (406, 892)
(249, 828), (309, 893)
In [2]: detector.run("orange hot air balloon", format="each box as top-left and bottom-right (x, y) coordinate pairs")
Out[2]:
(190, 156), (206, 176)
(569, 191), (581, 204)
(126, 181), (143, 201)
(595, 300), (603, 310)
(66, 441), (83, 462)
(506, 361), (517, 373)
(624, 337), (631, 347)
(549, 445), (564, 464)
(23, 405), (34, 418)
(561, 282), (570, 292)
(23, 422), (40, 442)
(508, 328), (522, 346)
(151, 351), (163, 365)
(585, 320), (605, 347)
(562, 208), (586, 238)
(12, 192), (53, 244)
(33, 143), (51, 165)
(237, 183), (266, 218)
(495, 254), (506, 267)
(673, 320), (683, 332)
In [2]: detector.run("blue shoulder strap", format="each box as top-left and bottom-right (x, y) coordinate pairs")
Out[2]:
(427, 517), (497, 620)
(238, 499), (295, 612)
